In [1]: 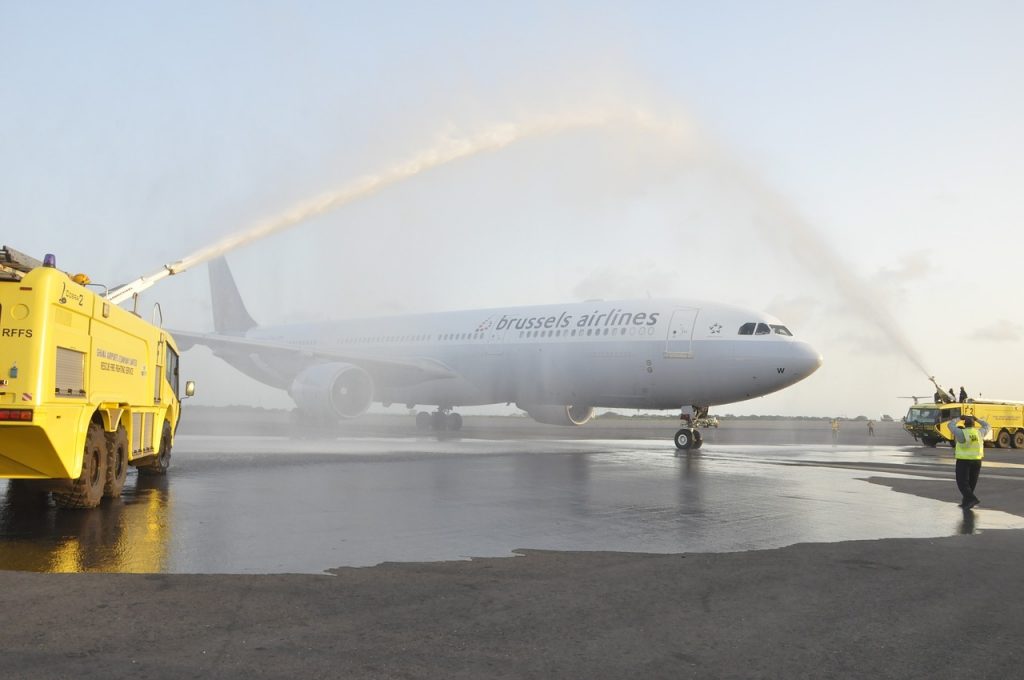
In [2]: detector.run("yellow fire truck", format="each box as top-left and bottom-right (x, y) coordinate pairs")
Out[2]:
(904, 400), (1024, 449)
(0, 246), (194, 509)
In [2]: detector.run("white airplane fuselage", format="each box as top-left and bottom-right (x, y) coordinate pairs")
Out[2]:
(205, 298), (822, 415)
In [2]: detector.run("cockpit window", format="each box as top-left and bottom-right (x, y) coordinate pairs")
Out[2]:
(740, 321), (795, 336)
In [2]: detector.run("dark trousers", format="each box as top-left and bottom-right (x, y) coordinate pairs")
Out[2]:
(955, 459), (982, 504)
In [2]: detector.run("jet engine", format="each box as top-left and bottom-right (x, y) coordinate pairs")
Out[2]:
(289, 363), (374, 419)
(520, 404), (594, 426)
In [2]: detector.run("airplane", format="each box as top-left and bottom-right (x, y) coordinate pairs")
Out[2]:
(171, 258), (822, 448)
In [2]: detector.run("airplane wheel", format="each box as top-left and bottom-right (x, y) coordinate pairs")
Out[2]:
(693, 430), (703, 449)
(416, 411), (431, 430)
(674, 428), (693, 450)
(446, 412), (463, 431)
(1012, 431), (1024, 449)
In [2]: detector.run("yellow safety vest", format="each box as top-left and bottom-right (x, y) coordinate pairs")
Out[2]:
(955, 426), (984, 460)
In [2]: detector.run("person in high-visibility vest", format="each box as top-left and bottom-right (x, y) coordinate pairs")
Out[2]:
(946, 415), (991, 508)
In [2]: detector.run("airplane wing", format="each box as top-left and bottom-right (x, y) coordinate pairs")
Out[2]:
(170, 329), (458, 387)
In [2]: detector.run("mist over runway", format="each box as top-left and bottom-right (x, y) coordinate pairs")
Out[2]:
(3, 425), (1023, 574)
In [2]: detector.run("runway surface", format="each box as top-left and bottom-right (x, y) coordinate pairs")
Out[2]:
(3, 433), (1023, 573)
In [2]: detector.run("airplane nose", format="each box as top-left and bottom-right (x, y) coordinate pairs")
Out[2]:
(794, 341), (823, 380)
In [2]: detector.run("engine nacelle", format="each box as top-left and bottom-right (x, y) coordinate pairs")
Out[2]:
(289, 363), (374, 419)
(520, 404), (594, 426)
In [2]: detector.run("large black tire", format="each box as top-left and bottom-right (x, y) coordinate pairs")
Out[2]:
(921, 436), (939, 448)
(139, 422), (172, 476)
(104, 426), (129, 498)
(446, 412), (463, 431)
(674, 428), (693, 450)
(53, 423), (108, 509)
(1012, 431), (1024, 449)
(997, 430), (1012, 449)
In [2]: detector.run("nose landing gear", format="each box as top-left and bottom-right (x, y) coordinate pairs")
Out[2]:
(673, 427), (703, 450)
(675, 404), (707, 450)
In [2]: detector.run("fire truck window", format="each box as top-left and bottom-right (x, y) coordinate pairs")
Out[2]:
(165, 346), (180, 396)
(738, 322), (755, 335)
(907, 408), (940, 424)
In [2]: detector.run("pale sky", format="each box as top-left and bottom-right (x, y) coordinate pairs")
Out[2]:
(3, 1), (1022, 419)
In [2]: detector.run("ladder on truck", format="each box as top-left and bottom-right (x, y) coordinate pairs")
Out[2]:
(0, 245), (43, 281)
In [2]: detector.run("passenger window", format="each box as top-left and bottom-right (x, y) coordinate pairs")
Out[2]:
(739, 322), (755, 335)
(771, 325), (793, 336)
(755, 323), (771, 335)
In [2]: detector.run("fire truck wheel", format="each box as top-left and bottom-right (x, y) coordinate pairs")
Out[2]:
(997, 429), (1012, 449)
(104, 426), (129, 497)
(140, 423), (173, 476)
(54, 423), (108, 509)
(1013, 431), (1024, 449)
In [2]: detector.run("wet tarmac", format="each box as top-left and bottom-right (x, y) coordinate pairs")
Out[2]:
(3, 434), (1024, 574)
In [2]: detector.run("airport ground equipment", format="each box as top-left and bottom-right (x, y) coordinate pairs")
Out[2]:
(904, 400), (1024, 449)
(0, 246), (194, 508)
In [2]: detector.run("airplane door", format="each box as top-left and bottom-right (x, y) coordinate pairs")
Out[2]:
(665, 308), (698, 358)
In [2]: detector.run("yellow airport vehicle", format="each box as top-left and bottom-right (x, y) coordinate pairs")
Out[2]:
(904, 400), (1024, 449)
(0, 246), (194, 509)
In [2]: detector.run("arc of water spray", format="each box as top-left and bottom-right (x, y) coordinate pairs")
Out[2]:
(729, 169), (934, 380)
(104, 110), (653, 305)
(105, 106), (931, 384)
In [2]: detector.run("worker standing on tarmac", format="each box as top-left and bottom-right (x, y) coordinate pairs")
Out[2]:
(946, 415), (991, 509)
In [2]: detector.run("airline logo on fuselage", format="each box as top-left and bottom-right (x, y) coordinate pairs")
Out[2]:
(491, 308), (661, 333)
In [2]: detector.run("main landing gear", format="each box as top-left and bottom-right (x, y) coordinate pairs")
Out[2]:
(416, 408), (463, 432)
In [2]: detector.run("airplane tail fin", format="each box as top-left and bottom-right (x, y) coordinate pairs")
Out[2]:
(208, 257), (258, 334)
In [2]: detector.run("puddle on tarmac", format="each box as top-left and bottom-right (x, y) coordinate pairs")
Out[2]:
(1, 438), (1022, 573)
